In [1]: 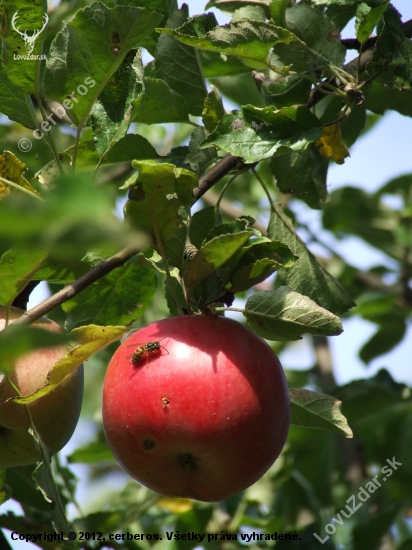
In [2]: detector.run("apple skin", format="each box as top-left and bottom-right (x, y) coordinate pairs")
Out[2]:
(0, 305), (84, 468)
(102, 315), (290, 502)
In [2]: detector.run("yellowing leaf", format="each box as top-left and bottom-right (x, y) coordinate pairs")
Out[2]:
(12, 325), (129, 405)
(315, 124), (349, 165)
(157, 497), (193, 513)
(0, 151), (40, 199)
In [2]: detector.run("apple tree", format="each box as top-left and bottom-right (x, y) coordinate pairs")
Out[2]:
(0, 0), (411, 548)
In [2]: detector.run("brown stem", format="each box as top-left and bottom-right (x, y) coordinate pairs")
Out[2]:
(13, 246), (139, 325)
(306, 18), (412, 109)
(193, 154), (243, 201)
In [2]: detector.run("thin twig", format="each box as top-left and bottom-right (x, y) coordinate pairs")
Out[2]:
(251, 167), (276, 211)
(215, 172), (238, 214)
(202, 189), (268, 235)
(194, 154), (242, 201)
(306, 17), (412, 108)
(13, 246), (139, 325)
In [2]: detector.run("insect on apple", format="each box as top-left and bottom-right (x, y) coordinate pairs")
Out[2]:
(126, 337), (169, 365)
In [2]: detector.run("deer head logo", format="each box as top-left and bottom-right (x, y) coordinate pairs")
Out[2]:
(11, 11), (49, 54)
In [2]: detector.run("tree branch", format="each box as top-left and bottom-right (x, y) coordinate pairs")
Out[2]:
(306, 17), (412, 108)
(341, 18), (412, 51)
(13, 246), (139, 325)
(15, 156), (244, 324)
(193, 154), (243, 201)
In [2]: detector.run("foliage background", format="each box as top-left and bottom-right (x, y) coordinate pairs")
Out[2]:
(0, 0), (412, 549)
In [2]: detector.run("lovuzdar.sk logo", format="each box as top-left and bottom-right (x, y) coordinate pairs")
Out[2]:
(11, 10), (48, 58)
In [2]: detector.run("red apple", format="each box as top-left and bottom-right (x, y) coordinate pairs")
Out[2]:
(0, 305), (84, 467)
(102, 315), (290, 501)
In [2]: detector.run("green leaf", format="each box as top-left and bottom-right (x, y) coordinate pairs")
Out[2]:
(68, 433), (114, 464)
(155, 7), (207, 116)
(31, 453), (73, 543)
(0, 469), (10, 506)
(270, 143), (329, 208)
(0, 68), (37, 129)
(104, 134), (160, 164)
(243, 287), (343, 341)
(184, 127), (218, 176)
(199, 50), (252, 78)
(230, 239), (296, 292)
(90, 49), (144, 158)
(231, 5), (267, 22)
(334, 369), (411, 424)
(202, 107), (322, 164)
(290, 388), (353, 438)
(355, 1), (389, 43)
(3, 465), (50, 511)
(364, 80), (412, 117)
(272, 4), (346, 73)
(270, 0), (289, 28)
(0, 173), (147, 258)
(311, 0), (389, 6)
(44, 3), (162, 125)
(243, 104), (321, 131)
(366, 5), (412, 90)
(185, 230), (252, 288)
(0, 247), (49, 306)
(124, 161), (196, 245)
(158, 14), (302, 69)
(62, 263), (157, 330)
(322, 186), (403, 260)
(359, 316), (407, 364)
(255, 73), (311, 109)
(211, 71), (265, 108)
(189, 206), (219, 249)
(268, 204), (355, 314)
(352, 503), (401, 550)
(131, 77), (190, 124)
(202, 85), (226, 132)
(119, 0), (178, 56)
(163, 220), (189, 268)
(76, 134), (160, 170)
(377, 173), (412, 200)
(205, 216), (259, 242)
(1, 0), (47, 94)
(205, 1), (272, 18)
(326, 4), (357, 30)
